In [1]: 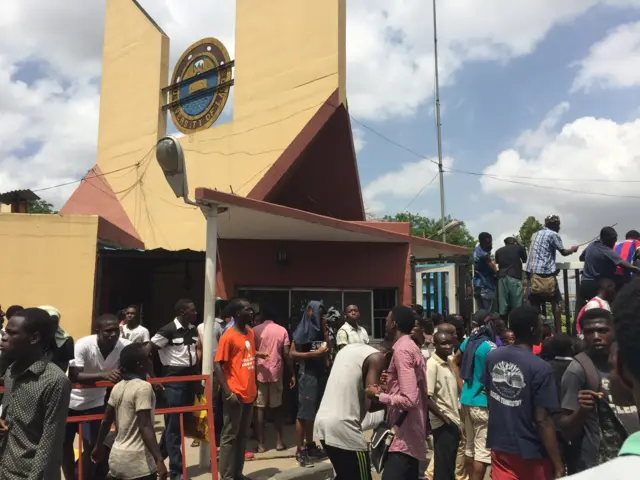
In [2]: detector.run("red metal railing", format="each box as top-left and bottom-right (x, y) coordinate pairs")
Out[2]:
(1, 375), (217, 480)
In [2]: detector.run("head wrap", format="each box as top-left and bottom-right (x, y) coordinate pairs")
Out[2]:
(39, 305), (70, 348)
(293, 300), (323, 345)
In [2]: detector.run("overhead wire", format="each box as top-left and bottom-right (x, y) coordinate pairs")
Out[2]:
(403, 172), (439, 210)
(323, 101), (640, 200)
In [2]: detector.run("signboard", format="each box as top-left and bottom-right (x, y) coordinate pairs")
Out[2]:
(168, 38), (232, 134)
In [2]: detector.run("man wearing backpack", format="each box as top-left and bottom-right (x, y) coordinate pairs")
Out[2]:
(561, 278), (640, 478)
(559, 308), (640, 474)
(575, 278), (615, 337)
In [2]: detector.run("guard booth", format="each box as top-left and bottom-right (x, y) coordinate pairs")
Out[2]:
(412, 255), (473, 321)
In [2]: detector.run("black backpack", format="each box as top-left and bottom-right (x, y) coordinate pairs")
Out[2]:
(570, 353), (629, 467)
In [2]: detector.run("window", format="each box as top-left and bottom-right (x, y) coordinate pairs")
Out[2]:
(373, 289), (397, 339)
(237, 287), (392, 339)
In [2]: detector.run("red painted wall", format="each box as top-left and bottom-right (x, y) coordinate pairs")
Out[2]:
(215, 239), (412, 304)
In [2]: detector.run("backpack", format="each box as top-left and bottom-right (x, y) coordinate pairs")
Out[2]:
(574, 353), (629, 464)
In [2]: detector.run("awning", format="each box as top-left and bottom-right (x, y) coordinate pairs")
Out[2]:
(195, 188), (469, 257)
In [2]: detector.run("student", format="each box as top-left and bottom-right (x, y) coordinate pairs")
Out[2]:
(252, 308), (295, 453)
(314, 342), (388, 480)
(91, 343), (167, 480)
(495, 237), (528, 317)
(561, 278), (640, 477)
(454, 312), (500, 480)
(63, 313), (130, 480)
(145, 299), (199, 480)
(473, 232), (497, 312)
(0, 307), (72, 479)
(0, 305), (23, 375)
(39, 306), (75, 373)
(612, 230), (640, 289)
(120, 305), (150, 344)
(290, 301), (330, 467)
(366, 306), (429, 480)
(541, 334), (575, 395)
(483, 306), (564, 480)
(427, 331), (466, 480)
(526, 215), (578, 329)
(575, 278), (615, 336)
(214, 298), (257, 480)
(196, 299), (230, 445)
(501, 329), (515, 346)
(580, 227), (640, 307)
(560, 308), (640, 474)
(336, 304), (369, 349)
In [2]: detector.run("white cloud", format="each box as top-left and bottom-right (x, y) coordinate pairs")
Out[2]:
(363, 156), (452, 213)
(476, 112), (640, 250)
(515, 102), (570, 155)
(352, 127), (367, 153)
(347, 0), (640, 120)
(2, 0), (640, 207)
(573, 21), (640, 92)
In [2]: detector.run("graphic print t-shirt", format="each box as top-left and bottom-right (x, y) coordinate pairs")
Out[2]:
(215, 327), (257, 403)
(482, 345), (559, 459)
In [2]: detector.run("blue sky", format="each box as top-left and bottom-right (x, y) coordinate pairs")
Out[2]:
(359, 5), (639, 215)
(2, 0), (640, 249)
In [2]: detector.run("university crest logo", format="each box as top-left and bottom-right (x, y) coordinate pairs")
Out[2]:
(168, 37), (232, 134)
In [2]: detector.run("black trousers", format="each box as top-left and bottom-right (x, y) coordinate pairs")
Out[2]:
(321, 442), (372, 480)
(577, 278), (598, 313)
(382, 452), (419, 480)
(433, 423), (461, 480)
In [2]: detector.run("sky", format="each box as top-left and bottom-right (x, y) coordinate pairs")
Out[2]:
(2, 0), (640, 251)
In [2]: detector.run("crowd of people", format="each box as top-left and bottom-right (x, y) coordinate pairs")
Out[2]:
(473, 214), (640, 330)
(1, 215), (640, 480)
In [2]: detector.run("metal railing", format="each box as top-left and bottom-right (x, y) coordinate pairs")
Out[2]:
(0, 374), (217, 480)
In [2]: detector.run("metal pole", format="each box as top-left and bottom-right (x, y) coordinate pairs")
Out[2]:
(199, 204), (218, 466)
(433, 0), (446, 243)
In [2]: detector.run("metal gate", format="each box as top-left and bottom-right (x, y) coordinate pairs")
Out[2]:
(411, 255), (472, 320)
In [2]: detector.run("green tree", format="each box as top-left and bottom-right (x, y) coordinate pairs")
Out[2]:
(381, 212), (476, 249)
(27, 199), (58, 214)
(515, 216), (543, 251)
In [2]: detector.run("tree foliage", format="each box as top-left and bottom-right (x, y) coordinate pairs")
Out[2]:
(27, 199), (58, 214)
(381, 212), (476, 249)
(515, 216), (543, 251)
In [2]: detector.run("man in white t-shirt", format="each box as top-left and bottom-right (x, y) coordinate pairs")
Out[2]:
(61, 313), (130, 480)
(336, 305), (369, 350)
(120, 305), (150, 344)
(314, 343), (388, 479)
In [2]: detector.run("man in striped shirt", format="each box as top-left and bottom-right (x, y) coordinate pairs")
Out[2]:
(366, 305), (429, 480)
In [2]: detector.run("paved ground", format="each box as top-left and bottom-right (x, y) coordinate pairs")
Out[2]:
(80, 418), (489, 479)
(165, 418), (334, 479)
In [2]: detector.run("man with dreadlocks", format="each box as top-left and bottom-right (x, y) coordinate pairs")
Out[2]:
(526, 214), (579, 332)
(454, 310), (505, 480)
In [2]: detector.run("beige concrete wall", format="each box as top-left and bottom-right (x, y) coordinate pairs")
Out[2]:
(0, 214), (98, 341)
(94, 0), (346, 251)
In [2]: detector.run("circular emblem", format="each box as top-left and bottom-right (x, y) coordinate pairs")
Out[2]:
(169, 38), (232, 135)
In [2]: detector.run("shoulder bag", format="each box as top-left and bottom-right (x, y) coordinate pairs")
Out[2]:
(369, 409), (409, 474)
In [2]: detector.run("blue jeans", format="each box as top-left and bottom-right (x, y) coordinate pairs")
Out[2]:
(160, 382), (196, 477)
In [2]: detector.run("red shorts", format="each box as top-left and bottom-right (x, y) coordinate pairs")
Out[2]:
(491, 451), (553, 480)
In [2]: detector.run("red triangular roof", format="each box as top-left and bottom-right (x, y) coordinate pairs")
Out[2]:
(248, 89), (365, 221)
(60, 165), (142, 243)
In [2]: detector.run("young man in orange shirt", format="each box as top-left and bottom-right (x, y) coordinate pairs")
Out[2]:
(215, 298), (257, 480)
